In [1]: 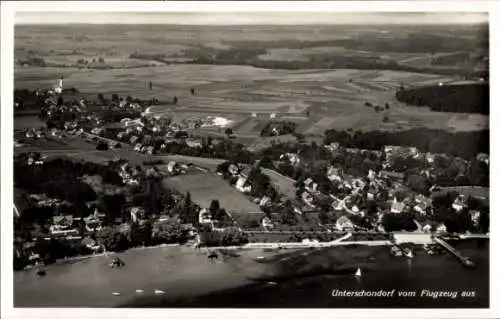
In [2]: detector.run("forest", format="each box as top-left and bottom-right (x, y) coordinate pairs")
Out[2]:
(395, 83), (489, 115)
(323, 128), (489, 160)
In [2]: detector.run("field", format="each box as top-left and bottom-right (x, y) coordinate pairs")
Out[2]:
(15, 24), (489, 148)
(163, 172), (263, 214)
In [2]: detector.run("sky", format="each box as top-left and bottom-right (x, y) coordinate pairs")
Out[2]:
(16, 12), (488, 25)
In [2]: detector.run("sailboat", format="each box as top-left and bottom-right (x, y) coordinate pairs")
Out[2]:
(404, 249), (414, 259)
(154, 289), (165, 295)
(354, 268), (362, 277)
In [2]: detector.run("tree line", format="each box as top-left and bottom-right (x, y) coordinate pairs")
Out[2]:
(395, 83), (489, 115)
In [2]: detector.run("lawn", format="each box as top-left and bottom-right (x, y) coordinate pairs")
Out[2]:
(163, 172), (263, 214)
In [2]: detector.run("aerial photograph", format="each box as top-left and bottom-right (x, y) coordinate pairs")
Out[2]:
(11, 11), (489, 308)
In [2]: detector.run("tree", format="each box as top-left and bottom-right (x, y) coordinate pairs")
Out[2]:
(209, 200), (220, 216)
(111, 94), (120, 103)
(479, 211), (489, 233)
(96, 228), (130, 252)
(97, 94), (105, 104)
(224, 128), (233, 138)
(96, 142), (109, 151)
(407, 174), (430, 195)
(98, 57), (105, 63)
(152, 222), (188, 245)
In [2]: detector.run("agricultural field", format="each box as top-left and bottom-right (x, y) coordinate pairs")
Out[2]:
(163, 172), (263, 214)
(15, 23), (489, 149)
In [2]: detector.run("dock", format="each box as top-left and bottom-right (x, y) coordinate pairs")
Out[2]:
(433, 236), (475, 268)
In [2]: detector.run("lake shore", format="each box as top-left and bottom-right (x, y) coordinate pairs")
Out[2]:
(14, 242), (394, 307)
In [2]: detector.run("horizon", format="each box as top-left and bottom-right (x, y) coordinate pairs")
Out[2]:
(15, 12), (488, 25)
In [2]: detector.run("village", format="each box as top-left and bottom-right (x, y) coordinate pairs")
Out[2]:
(13, 77), (490, 270)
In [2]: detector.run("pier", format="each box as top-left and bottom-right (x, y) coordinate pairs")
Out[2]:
(433, 236), (475, 268)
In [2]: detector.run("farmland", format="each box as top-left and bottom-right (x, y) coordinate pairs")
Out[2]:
(15, 24), (489, 151)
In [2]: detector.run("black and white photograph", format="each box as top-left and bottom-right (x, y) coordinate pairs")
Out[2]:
(1, 1), (497, 317)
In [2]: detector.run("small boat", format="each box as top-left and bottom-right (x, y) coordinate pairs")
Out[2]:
(154, 289), (165, 295)
(463, 258), (476, 269)
(404, 249), (414, 259)
(135, 289), (144, 293)
(267, 281), (277, 285)
(36, 269), (46, 276)
(112, 292), (121, 296)
(256, 256), (265, 260)
(354, 268), (362, 277)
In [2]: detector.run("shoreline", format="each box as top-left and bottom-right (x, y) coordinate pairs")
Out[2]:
(19, 232), (486, 270)
(15, 240), (489, 307)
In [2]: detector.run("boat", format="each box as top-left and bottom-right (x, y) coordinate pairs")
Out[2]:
(112, 292), (121, 296)
(36, 269), (46, 276)
(354, 268), (362, 277)
(135, 289), (144, 293)
(267, 281), (277, 285)
(463, 258), (476, 269)
(404, 249), (414, 259)
(154, 289), (165, 295)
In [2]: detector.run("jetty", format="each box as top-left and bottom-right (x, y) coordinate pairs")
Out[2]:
(433, 236), (475, 268)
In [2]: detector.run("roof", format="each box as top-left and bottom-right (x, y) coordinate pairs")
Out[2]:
(53, 215), (74, 224)
(391, 201), (406, 213)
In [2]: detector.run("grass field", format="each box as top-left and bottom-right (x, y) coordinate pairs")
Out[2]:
(163, 172), (263, 214)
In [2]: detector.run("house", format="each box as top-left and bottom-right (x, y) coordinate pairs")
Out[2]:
(326, 165), (342, 182)
(470, 210), (481, 226)
(261, 216), (274, 230)
(422, 224), (432, 233)
(235, 176), (251, 193)
(436, 223), (447, 234)
(81, 237), (101, 251)
(324, 142), (340, 152)
(259, 196), (271, 207)
(130, 136), (139, 145)
(452, 195), (466, 212)
(301, 192), (315, 207)
(280, 153), (301, 166)
(117, 131), (126, 140)
(379, 170), (404, 182)
(330, 197), (343, 211)
(476, 153), (489, 165)
(186, 138), (202, 148)
(167, 161), (180, 174)
(198, 208), (212, 224)
(366, 188), (377, 201)
(50, 215), (78, 235)
(390, 198), (406, 214)
(367, 169), (377, 181)
(345, 148), (359, 154)
(130, 206), (145, 223)
(335, 216), (354, 231)
(228, 164), (240, 175)
(240, 167), (253, 179)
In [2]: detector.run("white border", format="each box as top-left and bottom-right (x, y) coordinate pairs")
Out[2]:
(1, 2), (498, 319)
